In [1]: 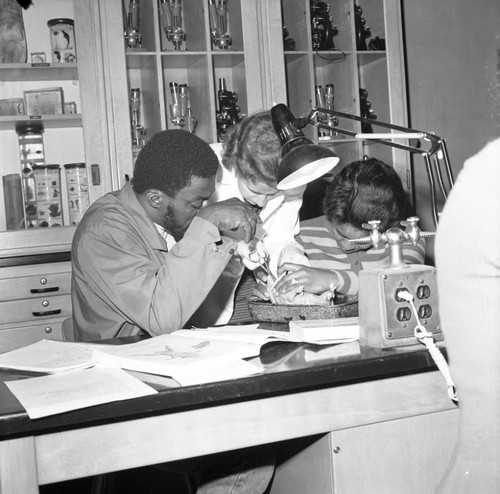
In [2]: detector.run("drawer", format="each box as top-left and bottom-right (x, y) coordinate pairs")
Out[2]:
(0, 262), (71, 301)
(0, 294), (71, 324)
(0, 320), (64, 354)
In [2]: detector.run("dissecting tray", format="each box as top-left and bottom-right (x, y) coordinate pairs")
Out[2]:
(248, 294), (358, 323)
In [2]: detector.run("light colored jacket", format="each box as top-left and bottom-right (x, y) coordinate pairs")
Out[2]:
(71, 182), (239, 341)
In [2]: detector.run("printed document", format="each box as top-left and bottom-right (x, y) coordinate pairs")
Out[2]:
(0, 339), (102, 373)
(100, 334), (263, 385)
(5, 366), (157, 419)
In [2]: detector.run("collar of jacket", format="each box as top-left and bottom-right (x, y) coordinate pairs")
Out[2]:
(116, 182), (167, 251)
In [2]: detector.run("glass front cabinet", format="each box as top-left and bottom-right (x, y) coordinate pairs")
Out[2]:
(0, 0), (409, 258)
(0, 0), (113, 258)
(279, 0), (410, 191)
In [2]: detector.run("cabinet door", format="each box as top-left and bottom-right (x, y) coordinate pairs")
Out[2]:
(0, 0), (111, 257)
(330, 410), (458, 493)
(277, 0), (411, 193)
(99, 0), (283, 183)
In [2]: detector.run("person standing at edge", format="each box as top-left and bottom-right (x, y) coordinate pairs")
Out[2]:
(435, 138), (500, 494)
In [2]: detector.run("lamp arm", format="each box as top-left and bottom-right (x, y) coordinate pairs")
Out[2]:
(305, 107), (447, 155)
(298, 106), (455, 227)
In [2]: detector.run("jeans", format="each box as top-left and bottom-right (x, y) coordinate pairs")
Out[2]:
(195, 446), (276, 494)
(150, 445), (275, 494)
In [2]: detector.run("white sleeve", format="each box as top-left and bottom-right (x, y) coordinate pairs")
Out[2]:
(261, 195), (303, 273)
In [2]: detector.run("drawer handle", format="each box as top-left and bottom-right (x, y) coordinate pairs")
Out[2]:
(30, 286), (60, 294)
(32, 309), (62, 317)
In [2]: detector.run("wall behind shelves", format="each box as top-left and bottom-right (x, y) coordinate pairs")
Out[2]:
(402, 0), (500, 262)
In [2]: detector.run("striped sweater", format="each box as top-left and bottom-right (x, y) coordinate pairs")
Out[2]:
(297, 215), (426, 296)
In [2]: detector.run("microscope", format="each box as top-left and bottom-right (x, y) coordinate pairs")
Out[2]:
(315, 84), (338, 138)
(354, 4), (371, 51)
(208, 0), (232, 50)
(124, 0), (142, 49)
(359, 88), (377, 133)
(310, 0), (338, 51)
(216, 78), (241, 142)
(130, 88), (146, 148)
(169, 82), (198, 133)
(159, 0), (185, 50)
(354, 217), (442, 348)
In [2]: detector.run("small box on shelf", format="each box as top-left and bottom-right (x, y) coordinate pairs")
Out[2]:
(0, 98), (25, 116)
(24, 87), (64, 116)
(64, 101), (77, 114)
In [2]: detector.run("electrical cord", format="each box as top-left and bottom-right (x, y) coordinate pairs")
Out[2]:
(314, 48), (346, 63)
(398, 290), (458, 403)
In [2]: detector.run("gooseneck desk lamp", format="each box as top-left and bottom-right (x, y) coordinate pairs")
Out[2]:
(270, 103), (455, 226)
(270, 104), (341, 189)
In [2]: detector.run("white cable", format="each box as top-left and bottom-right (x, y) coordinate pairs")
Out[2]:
(398, 290), (458, 402)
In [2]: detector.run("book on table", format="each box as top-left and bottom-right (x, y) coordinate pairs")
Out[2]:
(288, 317), (360, 343)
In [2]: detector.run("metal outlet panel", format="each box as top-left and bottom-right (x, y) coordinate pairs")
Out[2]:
(359, 264), (442, 348)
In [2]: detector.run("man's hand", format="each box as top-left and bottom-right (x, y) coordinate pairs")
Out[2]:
(197, 198), (259, 243)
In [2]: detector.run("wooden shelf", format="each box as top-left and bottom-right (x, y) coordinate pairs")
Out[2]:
(0, 63), (78, 81)
(0, 114), (82, 131)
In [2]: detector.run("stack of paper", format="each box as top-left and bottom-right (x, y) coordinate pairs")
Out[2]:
(0, 339), (100, 373)
(0, 323), (356, 419)
(99, 332), (265, 386)
(289, 317), (360, 343)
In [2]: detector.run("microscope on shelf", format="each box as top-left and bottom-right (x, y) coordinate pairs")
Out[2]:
(354, 4), (371, 51)
(130, 88), (146, 148)
(359, 88), (377, 133)
(208, 0), (232, 50)
(159, 0), (185, 50)
(216, 78), (241, 142)
(310, 0), (338, 51)
(315, 84), (338, 138)
(352, 217), (442, 349)
(124, 0), (142, 49)
(169, 82), (198, 133)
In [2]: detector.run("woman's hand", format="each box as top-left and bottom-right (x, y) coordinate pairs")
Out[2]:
(252, 268), (270, 300)
(274, 262), (338, 295)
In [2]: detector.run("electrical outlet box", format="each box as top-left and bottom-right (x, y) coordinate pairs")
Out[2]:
(359, 264), (442, 348)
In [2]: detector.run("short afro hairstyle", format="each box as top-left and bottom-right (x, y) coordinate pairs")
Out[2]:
(132, 129), (219, 197)
(323, 157), (407, 231)
(221, 111), (281, 187)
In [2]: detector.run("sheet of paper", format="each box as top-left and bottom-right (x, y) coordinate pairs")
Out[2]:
(99, 334), (264, 385)
(163, 357), (263, 386)
(302, 341), (361, 362)
(0, 339), (101, 373)
(176, 325), (347, 346)
(6, 366), (157, 419)
(174, 325), (302, 346)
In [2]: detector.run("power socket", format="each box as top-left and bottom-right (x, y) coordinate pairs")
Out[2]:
(358, 264), (442, 348)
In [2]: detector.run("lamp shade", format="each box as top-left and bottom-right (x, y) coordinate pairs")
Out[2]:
(271, 103), (340, 190)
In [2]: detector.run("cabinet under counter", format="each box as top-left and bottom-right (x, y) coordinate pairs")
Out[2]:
(0, 257), (71, 353)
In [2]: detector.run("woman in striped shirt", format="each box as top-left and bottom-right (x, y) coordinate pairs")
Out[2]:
(272, 157), (426, 299)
